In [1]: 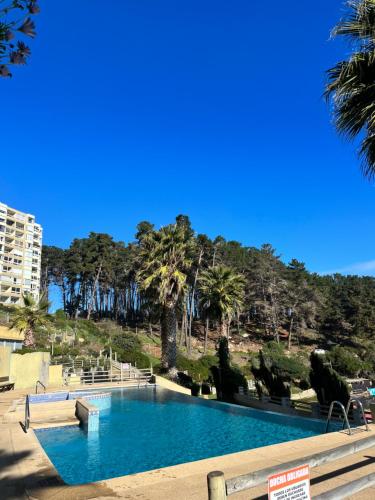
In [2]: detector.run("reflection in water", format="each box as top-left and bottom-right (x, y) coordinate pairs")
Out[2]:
(87, 427), (100, 473)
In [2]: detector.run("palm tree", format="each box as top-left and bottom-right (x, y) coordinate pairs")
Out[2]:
(326, 0), (375, 178)
(9, 293), (52, 348)
(137, 223), (193, 373)
(198, 265), (245, 338)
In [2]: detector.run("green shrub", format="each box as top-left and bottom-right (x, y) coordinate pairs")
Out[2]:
(112, 332), (142, 352)
(177, 372), (193, 388)
(211, 338), (247, 401)
(211, 363), (247, 401)
(262, 342), (308, 380)
(191, 382), (201, 396)
(116, 349), (151, 369)
(201, 382), (211, 395)
(218, 337), (230, 369)
(17, 347), (50, 355)
(176, 353), (218, 381)
(54, 309), (67, 320)
(251, 349), (291, 398)
(310, 352), (350, 406)
(361, 345), (375, 377)
(299, 379), (310, 391)
(51, 345), (71, 356)
(328, 346), (363, 378)
(251, 342), (309, 398)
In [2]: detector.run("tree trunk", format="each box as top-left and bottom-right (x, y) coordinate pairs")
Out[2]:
(288, 317), (294, 351)
(161, 305), (177, 375)
(62, 287), (67, 312)
(188, 249), (204, 355)
(204, 317), (209, 354)
(221, 318), (227, 338)
(179, 315), (185, 346)
(23, 329), (35, 348)
(87, 262), (102, 320)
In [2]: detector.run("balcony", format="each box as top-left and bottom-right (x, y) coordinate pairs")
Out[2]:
(6, 212), (16, 221)
(0, 275), (12, 283)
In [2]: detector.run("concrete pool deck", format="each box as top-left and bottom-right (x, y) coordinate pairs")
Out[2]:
(1, 385), (375, 499)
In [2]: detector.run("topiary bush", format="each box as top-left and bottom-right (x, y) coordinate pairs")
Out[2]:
(251, 342), (309, 398)
(191, 382), (201, 397)
(218, 336), (230, 370)
(201, 382), (212, 395)
(177, 371), (193, 388)
(211, 337), (247, 401)
(310, 352), (350, 406)
(251, 349), (291, 398)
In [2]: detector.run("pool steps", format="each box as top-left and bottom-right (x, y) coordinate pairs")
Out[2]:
(4, 391), (112, 431)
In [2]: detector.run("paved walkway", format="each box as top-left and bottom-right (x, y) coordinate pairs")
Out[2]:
(1, 385), (375, 499)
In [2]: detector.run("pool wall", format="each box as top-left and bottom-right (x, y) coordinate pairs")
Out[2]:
(2, 382), (375, 499)
(75, 398), (99, 432)
(28, 390), (111, 408)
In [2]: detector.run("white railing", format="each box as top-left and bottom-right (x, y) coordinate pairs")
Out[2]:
(110, 359), (153, 383)
(52, 355), (153, 386)
(79, 367), (153, 385)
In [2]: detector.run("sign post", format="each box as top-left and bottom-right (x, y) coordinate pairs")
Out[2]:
(268, 464), (310, 500)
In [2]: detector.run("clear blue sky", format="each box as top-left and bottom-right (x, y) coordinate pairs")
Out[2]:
(2, 0), (375, 276)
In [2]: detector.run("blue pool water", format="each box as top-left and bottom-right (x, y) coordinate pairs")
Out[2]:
(36, 387), (329, 485)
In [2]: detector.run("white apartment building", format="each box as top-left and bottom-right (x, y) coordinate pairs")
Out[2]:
(0, 202), (42, 305)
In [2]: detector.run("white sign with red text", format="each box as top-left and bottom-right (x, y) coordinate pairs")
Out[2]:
(268, 464), (310, 500)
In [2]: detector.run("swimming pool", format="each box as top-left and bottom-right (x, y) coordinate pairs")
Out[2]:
(35, 387), (330, 485)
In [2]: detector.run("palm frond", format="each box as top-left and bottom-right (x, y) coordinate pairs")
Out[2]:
(333, 1), (375, 45)
(136, 223), (194, 306)
(198, 265), (245, 321)
(326, 0), (375, 178)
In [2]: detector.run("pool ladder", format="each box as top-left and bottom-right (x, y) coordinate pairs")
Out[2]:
(325, 398), (369, 435)
(35, 380), (46, 394)
(24, 395), (30, 433)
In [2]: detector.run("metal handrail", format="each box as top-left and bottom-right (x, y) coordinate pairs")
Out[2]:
(345, 397), (369, 432)
(325, 400), (352, 435)
(35, 380), (46, 394)
(24, 395), (30, 433)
